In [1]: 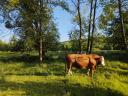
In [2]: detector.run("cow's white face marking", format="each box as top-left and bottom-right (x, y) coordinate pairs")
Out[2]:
(101, 56), (105, 66)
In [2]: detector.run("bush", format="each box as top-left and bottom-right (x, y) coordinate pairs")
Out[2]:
(0, 40), (11, 51)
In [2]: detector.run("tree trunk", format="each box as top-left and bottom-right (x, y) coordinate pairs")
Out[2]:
(87, 0), (93, 53)
(39, 36), (43, 62)
(118, 0), (128, 50)
(89, 0), (97, 53)
(39, 0), (43, 63)
(39, 18), (43, 63)
(77, 0), (82, 53)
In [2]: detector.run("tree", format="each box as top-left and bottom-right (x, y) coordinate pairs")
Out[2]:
(89, 0), (97, 53)
(77, 0), (82, 53)
(106, 14), (128, 50)
(87, 0), (93, 53)
(70, 0), (84, 53)
(118, 0), (128, 50)
(69, 29), (81, 52)
(0, 0), (69, 63)
(69, 16), (87, 52)
(99, 0), (128, 50)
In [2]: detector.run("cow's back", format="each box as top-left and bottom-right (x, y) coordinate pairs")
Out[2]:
(66, 54), (87, 63)
(87, 54), (100, 59)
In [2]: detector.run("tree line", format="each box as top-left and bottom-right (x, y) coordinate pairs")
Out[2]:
(0, 0), (128, 62)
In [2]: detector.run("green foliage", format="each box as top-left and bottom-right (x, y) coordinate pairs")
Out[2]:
(44, 21), (60, 51)
(0, 40), (10, 51)
(0, 0), (62, 52)
(105, 13), (128, 50)
(58, 41), (72, 51)
(68, 28), (87, 51)
(99, 0), (128, 50)
(99, 1), (117, 29)
(60, 34), (106, 51)
(92, 35), (106, 50)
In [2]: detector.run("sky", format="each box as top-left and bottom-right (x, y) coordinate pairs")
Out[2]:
(0, 1), (102, 42)
(53, 6), (73, 42)
(0, 23), (13, 42)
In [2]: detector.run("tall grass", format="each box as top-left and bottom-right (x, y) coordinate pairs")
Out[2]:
(0, 51), (127, 96)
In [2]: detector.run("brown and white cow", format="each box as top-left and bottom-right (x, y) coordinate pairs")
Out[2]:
(65, 54), (105, 77)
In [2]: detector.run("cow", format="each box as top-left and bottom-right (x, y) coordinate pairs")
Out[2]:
(65, 54), (105, 77)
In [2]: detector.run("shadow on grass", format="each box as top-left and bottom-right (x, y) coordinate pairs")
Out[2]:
(0, 54), (39, 64)
(0, 78), (125, 96)
(122, 81), (128, 84)
(0, 53), (65, 67)
(68, 84), (124, 96)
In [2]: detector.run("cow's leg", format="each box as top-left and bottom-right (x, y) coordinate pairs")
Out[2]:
(89, 59), (97, 77)
(89, 65), (96, 77)
(67, 63), (73, 75)
(89, 68), (93, 77)
(68, 69), (72, 75)
(87, 68), (90, 76)
(87, 65), (93, 77)
(94, 66), (96, 72)
(89, 69), (94, 77)
(91, 69), (95, 77)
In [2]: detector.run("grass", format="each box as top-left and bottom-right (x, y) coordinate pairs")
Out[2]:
(0, 51), (128, 96)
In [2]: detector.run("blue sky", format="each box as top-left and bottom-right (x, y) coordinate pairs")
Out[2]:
(0, 23), (13, 42)
(53, 6), (73, 42)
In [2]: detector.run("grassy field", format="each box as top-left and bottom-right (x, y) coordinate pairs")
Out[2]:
(0, 51), (128, 96)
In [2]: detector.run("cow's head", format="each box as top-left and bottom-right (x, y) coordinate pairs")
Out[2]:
(96, 56), (105, 66)
(100, 56), (105, 66)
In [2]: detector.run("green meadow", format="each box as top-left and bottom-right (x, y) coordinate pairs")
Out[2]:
(0, 51), (128, 96)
